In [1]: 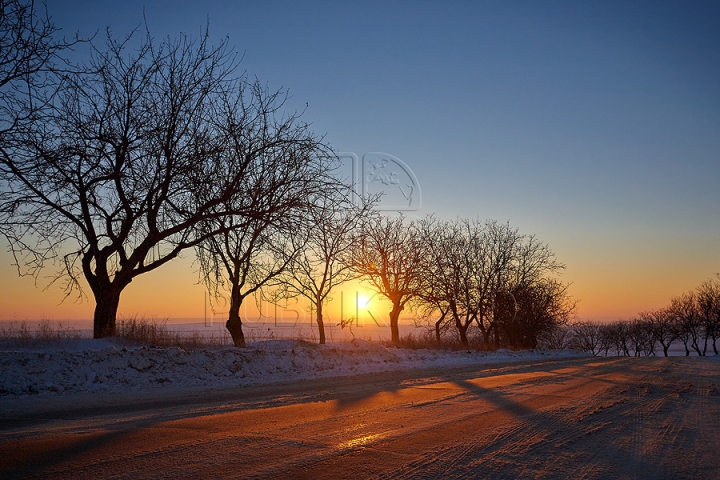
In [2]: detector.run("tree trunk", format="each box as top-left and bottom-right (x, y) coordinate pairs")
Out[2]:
(226, 288), (246, 348)
(482, 329), (490, 347)
(473, 316), (489, 347)
(455, 315), (469, 348)
(389, 302), (403, 344)
(458, 324), (469, 348)
(93, 286), (123, 338)
(316, 298), (326, 345)
(434, 311), (447, 346)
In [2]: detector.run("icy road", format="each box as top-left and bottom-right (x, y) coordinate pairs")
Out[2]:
(1, 356), (719, 479)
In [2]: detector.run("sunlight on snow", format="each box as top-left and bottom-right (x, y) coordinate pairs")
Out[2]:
(336, 433), (384, 451)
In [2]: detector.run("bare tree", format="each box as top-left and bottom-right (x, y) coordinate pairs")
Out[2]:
(537, 324), (573, 350)
(1, 25), (325, 338)
(416, 217), (570, 349)
(414, 300), (452, 346)
(696, 277), (720, 355)
(597, 323), (616, 356)
(418, 218), (520, 349)
(194, 94), (334, 347)
(416, 217), (477, 347)
(570, 320), (603, 356)
(352, 215), (428, 344)
(598, 322), (628, 356)
(501, 278), (575, 349)
(469, 220), (522, 347)
(197, 216), (303, 349)
(274, 193), (375, 344)
(627, 317), (656, 357)
(498, 232), (570, 349)
(0, 0), (81, 134)
(604, 277), (719, 358)
(644, 309), (676, 357)
(681, 292), (704, 356)
(668, 292), (702, 356)
(415, 217), (461, 346)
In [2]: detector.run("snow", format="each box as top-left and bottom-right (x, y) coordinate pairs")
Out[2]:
(0, 338), (585, 397)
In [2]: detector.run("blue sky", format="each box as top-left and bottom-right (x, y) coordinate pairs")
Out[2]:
(1, 1), (718, 322)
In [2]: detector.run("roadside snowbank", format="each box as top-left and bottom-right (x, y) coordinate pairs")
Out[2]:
(0, 339), (584, 397)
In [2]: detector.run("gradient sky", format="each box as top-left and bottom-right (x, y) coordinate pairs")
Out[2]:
(1, 0), (719, 323)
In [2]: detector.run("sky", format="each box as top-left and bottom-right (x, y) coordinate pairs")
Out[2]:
(1, 0), (719, 324)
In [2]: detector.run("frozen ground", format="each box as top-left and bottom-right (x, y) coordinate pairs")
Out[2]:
(0, 338), (585, 397)
(2, 355), (720, 479)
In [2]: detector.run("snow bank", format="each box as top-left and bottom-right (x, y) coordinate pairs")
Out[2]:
(0, 338), (583, 397)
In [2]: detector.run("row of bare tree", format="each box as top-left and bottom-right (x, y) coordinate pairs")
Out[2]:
(338, 216), (576, 349)
(1, 1), (339, 344)
(1, 1), (574, 349)
(200, 212), (576, 350)
(553, 277), (720, 356)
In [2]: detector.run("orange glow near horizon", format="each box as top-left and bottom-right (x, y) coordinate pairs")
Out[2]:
(1, 246), (718, 325)
(0, 253), (396, 326)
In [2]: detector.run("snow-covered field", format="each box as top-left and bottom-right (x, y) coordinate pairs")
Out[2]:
(0, 338), (584, 397)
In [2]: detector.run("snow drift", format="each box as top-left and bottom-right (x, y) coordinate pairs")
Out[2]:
(0, 338), (584, 397)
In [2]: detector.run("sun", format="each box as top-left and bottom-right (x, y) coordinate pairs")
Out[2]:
(357, 295), (370, 309)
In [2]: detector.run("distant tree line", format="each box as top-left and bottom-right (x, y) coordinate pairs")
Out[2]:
(550, 277), (720, 357)
(1, 0), (575, 349)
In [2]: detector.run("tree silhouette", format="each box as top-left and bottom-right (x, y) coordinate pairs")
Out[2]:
(416, 217), (570, 348)
(1, 0), (81, 134)
(696, 277), (720, 355)
(275, 193), (375, 344)
(1, 24), (327, 338)
(194, 104), (333, 347)
(352, 215), (427, 344)
(416, 216), (480, 347)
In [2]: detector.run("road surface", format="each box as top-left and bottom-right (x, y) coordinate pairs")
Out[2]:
(1, 356), (719, 479)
